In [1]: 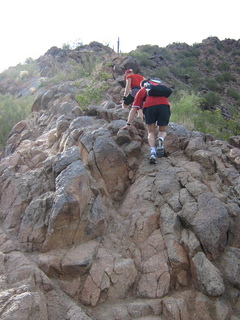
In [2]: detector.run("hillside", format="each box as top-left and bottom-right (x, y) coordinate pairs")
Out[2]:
(0, 39), (239, 320)
(0, 37), (239, 151)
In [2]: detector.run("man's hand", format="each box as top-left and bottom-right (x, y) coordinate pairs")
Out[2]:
(120, 124), (130, 130)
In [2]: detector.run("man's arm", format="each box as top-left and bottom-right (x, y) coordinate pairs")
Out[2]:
(124, 78), (131, 96)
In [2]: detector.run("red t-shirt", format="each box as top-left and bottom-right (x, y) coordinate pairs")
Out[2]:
(132, 87), (170, 109)
(126, 74), (144, 88)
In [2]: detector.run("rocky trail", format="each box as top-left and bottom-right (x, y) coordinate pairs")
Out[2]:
(0, 44), (239, 320)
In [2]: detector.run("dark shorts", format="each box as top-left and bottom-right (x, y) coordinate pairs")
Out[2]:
(124, 87), (141, 106)
(143, 104), (171, 126)
(124, 94), (134, 105)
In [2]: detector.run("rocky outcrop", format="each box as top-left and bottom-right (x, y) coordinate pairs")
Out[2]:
(0, 38), (240, 319)
(0, 76), (239, 320)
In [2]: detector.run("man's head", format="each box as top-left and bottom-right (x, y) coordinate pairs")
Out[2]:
(124, 69), (133, 76)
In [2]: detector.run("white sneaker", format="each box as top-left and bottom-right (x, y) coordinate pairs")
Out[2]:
(149, 153), (157, 164)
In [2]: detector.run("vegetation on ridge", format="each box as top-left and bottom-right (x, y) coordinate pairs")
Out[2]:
(0, 37), (239, 150)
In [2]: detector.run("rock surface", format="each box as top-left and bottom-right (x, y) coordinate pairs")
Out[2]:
(0, 45), (240, 319)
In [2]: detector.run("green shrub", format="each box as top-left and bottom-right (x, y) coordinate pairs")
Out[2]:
(148, 67), (171, 80)
(180, 57), (198, 68)
(224, 46), (232, 53)
(170, 90), (237, 140)
(215, 72), (236, 83)
(96, 71), (112, 81)
(129, 51), (154, 67)
(184, 67), (202, 85)
(221, 72), (232, 82)
(232, 50), (240, 56)
(171, 65), (201, 83)
(198, 91), (221, 110)
(51, 55), (100, 84)
(208, 48), (215, 55)
(193, 108), (226, 135)
(205, 60), (214, 71)
(194, 108), (240, 140)
(227, 88), (240, 101)
(171, 66), (185, 78)
(0, 94), (32, 148)
(225, 114), (240, 137)
(25, 57), (34, 64)
(215, 74), (225, 83)
(158, 48), (173, 61)
(0, 60), (38, 81)
(133, 44), (160, 55)
(217, 62), (230, 72)
(170, 90), (201, 130)
(76, 82), (107, 109)
(216, 42), (223, 51)
(205, 78), (219, 91)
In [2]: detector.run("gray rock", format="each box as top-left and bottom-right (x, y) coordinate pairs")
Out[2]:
(191, 252), (225, 296)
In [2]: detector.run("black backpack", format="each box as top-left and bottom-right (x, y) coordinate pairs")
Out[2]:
(144, 79), (172, 98)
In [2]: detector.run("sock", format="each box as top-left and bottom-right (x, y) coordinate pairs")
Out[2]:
(158, 137), (164, 147)
(150, 147), (156, 154)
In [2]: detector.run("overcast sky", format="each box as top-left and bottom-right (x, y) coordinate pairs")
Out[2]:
(0, 0), (239, 72)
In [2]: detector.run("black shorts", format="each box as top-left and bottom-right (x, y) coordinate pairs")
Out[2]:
(143, 104), (171, 126)
(124, 87), (141, 106)
(124, 94), (134, 105)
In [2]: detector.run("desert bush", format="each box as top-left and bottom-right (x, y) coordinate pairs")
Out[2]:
(171, 66), (184, 78)
(0, 60), (38, 81)
(171, 90), (239, 140)
(129, 51), (154, 67)
(193, 108), (226, 135)
(224, 46), (232, 53)
(207, 48), (215, 55)
(51, 55), (100, 84)
(193, 108), (240, 140)
(171, 65), (201, 84)
(227, 88), (240, 101)
(216, 72), (236, 83)
(225, 114), (240, 137)
(205, 78), (219, 91)
(25, 57), (34, 64)
(76, 82), (107, 109)
(133, 44), (160, 55)
(204, 60), (214, 71)
(170, 90), (200, 130)
(149, 67), (171, 80)
(180, 56), (198, 68)
(216, 42), (223, 51)
(158, 48), (173, 61)
(95, 71), (112, 81)
(215, 74), (225, 84)
(232, 50), (240, 56)
(0, 94), (33, 148)
(198, 91), (221, 110)
(217, 62), (230, 72)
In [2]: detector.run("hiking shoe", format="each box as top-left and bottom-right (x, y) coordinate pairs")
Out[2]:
(149, 153), (157, 164)
(156, 146), (164, 158)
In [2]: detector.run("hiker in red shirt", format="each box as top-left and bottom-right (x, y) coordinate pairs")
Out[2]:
(121, 79), (172, 164)
(122, 69), (145, 121)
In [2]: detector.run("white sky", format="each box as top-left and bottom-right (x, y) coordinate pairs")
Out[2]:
(0, 0), (239, 72)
